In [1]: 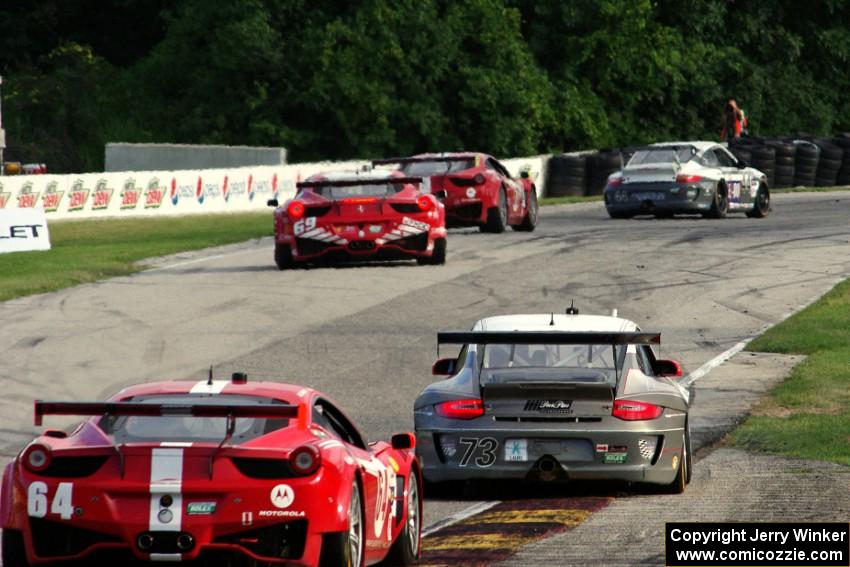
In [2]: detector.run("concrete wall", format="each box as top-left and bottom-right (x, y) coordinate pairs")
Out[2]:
(105, 143), (287, 172)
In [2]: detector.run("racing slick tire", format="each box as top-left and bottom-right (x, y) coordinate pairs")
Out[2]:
(660, 429), (689, 494)
(512, 189), (538, 232)
(417, 238), (447, 265)
(386, 472), (422, 565)
(1, 529), (29, 567)
(320, 479), (365, 567)
(481, 187), (508, 233)
(274, 243), (300, 270)
(704, 184), (728, 219)
(746, 184), (770, 218)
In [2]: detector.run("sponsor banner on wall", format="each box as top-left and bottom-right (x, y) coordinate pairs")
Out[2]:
(0, 155), (545, 220)
(0, 208), (51, 253)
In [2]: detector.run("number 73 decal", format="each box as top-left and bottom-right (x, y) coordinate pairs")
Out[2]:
(458, 437), (498, 467)
(28, 481), (75, 520)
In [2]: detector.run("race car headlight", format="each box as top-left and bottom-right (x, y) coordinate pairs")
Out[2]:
(22, 443), (52, 473)
(290, 445), (321, 476)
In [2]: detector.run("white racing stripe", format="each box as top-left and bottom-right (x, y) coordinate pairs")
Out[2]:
(189, 380), (229, 394)
(150, 448), (184, 532)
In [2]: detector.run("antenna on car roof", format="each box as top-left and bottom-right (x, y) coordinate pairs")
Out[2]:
(207, 365), (214, 386)
(565, 300), (579, 315)
(549, 312), (555, 326)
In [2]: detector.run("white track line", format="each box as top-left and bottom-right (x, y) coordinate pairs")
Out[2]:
(422, 500), (501, 538)
(146, 248), (259, 272)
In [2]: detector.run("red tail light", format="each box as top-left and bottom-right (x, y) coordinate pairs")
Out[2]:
(676, 174), (703, 184)
(474, 173), (485, 185)
(416, 195), (432, 211)
(612, 400), (663, 421)
(288, 201), (305, 219)
(341, 197), (379, 205)
(22, 443), (52, 473)
(290, 445), (321, 476)
(607, 176), (623, 187)
(435, 399), (484, 420)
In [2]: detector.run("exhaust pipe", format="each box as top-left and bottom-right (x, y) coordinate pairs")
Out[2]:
(176, 533), (195, 552)
(537, 456), (560, 482)
(137, 533), (154, 551)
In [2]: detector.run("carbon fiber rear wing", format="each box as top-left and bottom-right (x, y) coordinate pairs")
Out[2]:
(296, 177), (422, 190)
(372, 157), (471, 165)
(437, 331), (661, 346)
(34, 401), (303, 426)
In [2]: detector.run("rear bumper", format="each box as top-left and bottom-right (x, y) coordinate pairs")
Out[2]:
(282, 227), (446, 263)
(604, 183), (712, 215)
(416, 425), (684, 486)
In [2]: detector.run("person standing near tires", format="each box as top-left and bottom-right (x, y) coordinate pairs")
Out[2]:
(721, 98), (747, 143)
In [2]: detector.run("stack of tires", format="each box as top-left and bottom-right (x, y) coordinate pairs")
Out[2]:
(748, 145), (776, 188)
(544, 154), (587, 197)
(586, 150), (622, 195)
(767, 141), (796, 188)
(792, 140), (819, 187)
(811, 139), (844, 187)
(835, 134), (850, 185)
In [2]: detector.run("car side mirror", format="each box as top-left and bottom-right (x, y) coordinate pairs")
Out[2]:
(267, 198), (279, 207)
(655, 359), (683, 378)
(391, 432), (415, 450)
(432, 358), (457, 376)
(434, 189), (447, 201)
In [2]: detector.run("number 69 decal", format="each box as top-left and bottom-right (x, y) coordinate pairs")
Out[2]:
(293, 217), (317, 236)
(28, 481), (74, 520)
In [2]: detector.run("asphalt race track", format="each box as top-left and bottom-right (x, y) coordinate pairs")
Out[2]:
(1, 191), (849, 559)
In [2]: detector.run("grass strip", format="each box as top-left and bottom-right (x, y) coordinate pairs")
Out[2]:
(732, 279), (850, 465)
(0, 212), (271, 302)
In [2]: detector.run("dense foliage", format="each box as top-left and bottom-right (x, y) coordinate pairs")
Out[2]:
(1, 0), (848, 172)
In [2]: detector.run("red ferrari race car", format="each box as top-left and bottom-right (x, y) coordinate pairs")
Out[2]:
(373, 153), (538, 233)
(267, 171), (446, 269)
(1, 374), (422, 566)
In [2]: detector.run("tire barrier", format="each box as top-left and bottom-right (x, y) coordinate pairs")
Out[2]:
(792, 140), (819, 187)
(585, 150), (623, 196)
(766, 141), (796, 188)
(812, 138), (843, 187)
(834, 133), (850, 186)
(545, 154), (587, 197)
(749, 144), (776, 188)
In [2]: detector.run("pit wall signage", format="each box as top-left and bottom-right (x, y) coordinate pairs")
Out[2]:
(0, 208), (51, 254)
(0, 156), (547, 221)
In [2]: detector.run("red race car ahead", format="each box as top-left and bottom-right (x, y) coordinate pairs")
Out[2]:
(267, 171), (446, 269)
(1, 374), (422, 567)
(373, 153), (538, 233)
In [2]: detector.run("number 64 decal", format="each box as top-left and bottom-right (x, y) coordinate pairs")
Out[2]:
(28, 481), (74, 520)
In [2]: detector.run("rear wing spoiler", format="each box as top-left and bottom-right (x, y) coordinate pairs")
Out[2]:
(372, 157), (470, 165)
(34, 401), (304, 427)
(296, 177), (422, 190)
(437, 331), (661, 346)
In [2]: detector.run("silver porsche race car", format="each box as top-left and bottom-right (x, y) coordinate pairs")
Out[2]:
(413, 309), (693, 493)
(603, 141), (770, 219)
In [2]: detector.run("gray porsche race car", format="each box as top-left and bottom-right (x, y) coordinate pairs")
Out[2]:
(413, 309), (693, 493)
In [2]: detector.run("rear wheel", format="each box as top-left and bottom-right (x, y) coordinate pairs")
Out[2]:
(661, 429), (689, 494)
(417, 237), (446, 265)
(2, 529), (29, 567)
(704, 184), (728, 219)
(512, 189), (538, 232)
(386, 472), (422, 565)
(319, 479), (364, 567)
(746, 184), (770, 218)
(481, 187), (508, 233)
(274, 243), (299, 270)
